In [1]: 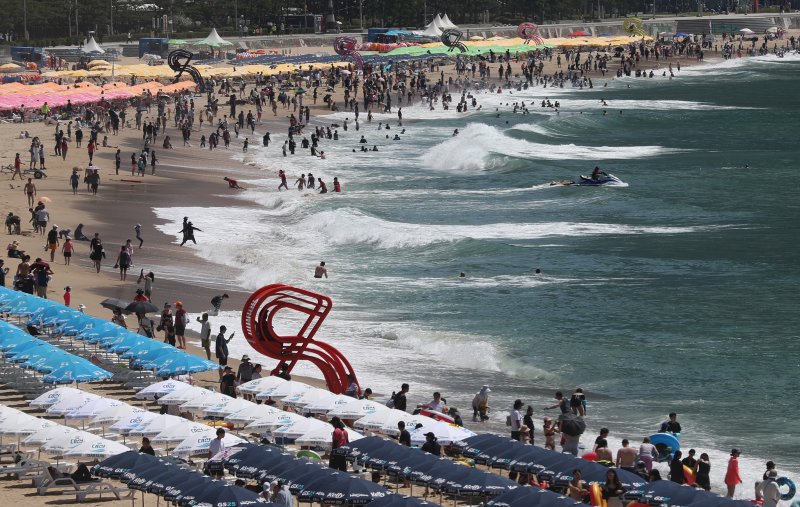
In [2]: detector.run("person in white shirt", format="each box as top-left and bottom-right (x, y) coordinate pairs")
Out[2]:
(758, 470), (781, 507)
(509, 399), (523, 440)
(208, 427), (226, 475)
(420, 392), (446, 413)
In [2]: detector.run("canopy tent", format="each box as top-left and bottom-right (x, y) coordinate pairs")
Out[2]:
(195, 28), (233, 47)
(440, 13), (458, 29)
(82, 36), (106, 54)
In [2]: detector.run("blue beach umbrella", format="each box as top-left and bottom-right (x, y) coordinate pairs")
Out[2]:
(54, 314), (99, 336)
(103, 332), (148, 352)
(155, 354), (218, 377)
(362, 495), (437, 507)
(487, 485), (584, 507)
(79, 322), (127, 343)
(4, 339), (54, 360)
(162, 471), (213, 501)
(130, 347), (183, 368)
(94, 450), (157, 479)
(120, 339), (173, 360)
(298, 471), (386, 505)
(42, 360), (112, 384)
(20, 350), (75, 372)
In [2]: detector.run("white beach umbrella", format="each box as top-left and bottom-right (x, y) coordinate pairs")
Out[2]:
(295, 425), (363, 448)
(272, 417), (330, 439)
(66, 397), (123, 421)
(108, 411), (158, 435)
(303, 394), (351, 414)
(42, 430), (101, 454)
(46, 391), (101, 417)
(151, 421), (211, 444)
(158, 385), (211, 405)
(135, 379), (193, 400)
(238, 376), (286, 395)
(23, 424), (79, 446)
(257, 380), (312, 400)
(29, 387), (83, 409)
(180, 391), (230, 412)
(380, 414), (437, 436)
(64, 438), (130, 458)
(739, 28), (755, 34)
(203, 398), (255, 418)
(90, 403), (143, 426)
(326, 399), (390, 420)
(408, 421), (476, 445)
(244, 410), (306, 432)
(224, 404), (282, 425)
(128, 414), (186, 437)
(0, 411), (57, 436)
(171, 431), (245, 457)
(353, 408), (419, 431)
(282, 388), (337, 408)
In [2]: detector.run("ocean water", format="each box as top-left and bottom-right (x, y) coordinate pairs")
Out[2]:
(159, 53), (800, 497)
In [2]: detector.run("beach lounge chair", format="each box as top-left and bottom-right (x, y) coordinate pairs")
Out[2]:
(0, 458), (49, 479)
(62, 481), (133, 503)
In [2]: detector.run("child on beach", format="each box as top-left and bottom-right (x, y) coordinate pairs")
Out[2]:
(63, 286), (71, 307)
(61, 237), (73, 265)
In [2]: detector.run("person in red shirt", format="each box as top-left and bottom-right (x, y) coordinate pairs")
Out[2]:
(133, 288), (149, 302)
(333, 177), (341, 192)
(63, 286), (71, 307)
(329, 416), (349, 471)
(223, 177), (243, 189)
(724, 448), (742, 497)
(87, 140), (96, 163)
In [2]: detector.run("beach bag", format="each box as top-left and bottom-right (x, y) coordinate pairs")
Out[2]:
(385, 392), (396, 409)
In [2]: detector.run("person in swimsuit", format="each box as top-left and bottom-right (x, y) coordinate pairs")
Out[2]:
(224, 177), (243, 189)
(295, 174), (306, 190)
(314, 262), (328, 279)
(24, 178), (36, 207)
(278, 170), (288, 190)
(318, 178), (327, 194)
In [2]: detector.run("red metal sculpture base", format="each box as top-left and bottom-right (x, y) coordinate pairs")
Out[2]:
(241, 284), (358, 394)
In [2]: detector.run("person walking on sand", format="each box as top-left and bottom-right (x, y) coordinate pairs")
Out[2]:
(725, 448), (742, 498)
(89, 238), (105, 273)
(114, 245), (131, 280)
(11, 153), (22, 180)
(179, 221), (201, 246)
(70, 169), (80, 194)
(24, 178), (36, 207)
(61, 237), (74, 265)
(87, 140), (96, 163)
(215, 325), (234, 379)
(135, 224), (144, 248)
(197, 313), (212, 360)
(46, 226), (59, 262)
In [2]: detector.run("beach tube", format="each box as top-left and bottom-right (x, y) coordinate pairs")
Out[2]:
(589, 483), (606, 507)
(296, 450), (321, 460)
(683, 465), (696, 485)
(205, 421), (234, 430)
(777, 477), (796, 501)
(582, 451), (598, 461)
(418, 409), (455, 424)
(649, 433), (680, 462)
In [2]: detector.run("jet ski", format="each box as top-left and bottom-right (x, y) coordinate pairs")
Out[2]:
(578, 173), (628, 187)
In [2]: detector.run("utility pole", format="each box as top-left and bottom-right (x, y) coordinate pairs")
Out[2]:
(76, 0), (80, 39)
(109, 0), (113, 35)
(23, 0), (28, 40)
(359, 0), (363, 30)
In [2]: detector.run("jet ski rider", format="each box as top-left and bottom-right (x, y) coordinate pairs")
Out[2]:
(591, 166), (607, 180)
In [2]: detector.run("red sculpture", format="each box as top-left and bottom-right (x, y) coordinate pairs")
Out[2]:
(241, 284), (358, 394)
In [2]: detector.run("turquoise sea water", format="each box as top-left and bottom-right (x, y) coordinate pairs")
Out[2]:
(166, 53), (800, 491)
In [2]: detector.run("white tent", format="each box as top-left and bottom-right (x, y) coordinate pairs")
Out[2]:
(418, 24), (443, 37)
(430, 14), (445, 31)
(82, 36), (106, 54)
(440, 13), (458, 29)
(195, 27), (233, 47)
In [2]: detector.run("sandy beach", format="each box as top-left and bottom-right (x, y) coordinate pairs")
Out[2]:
(1, 32), (798, 506)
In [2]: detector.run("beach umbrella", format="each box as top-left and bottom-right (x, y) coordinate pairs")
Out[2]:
(125, 300), (159, 314)
(272, 417), (331, 439)
(569, 31), (591, 37)
(362, 444), (416, 472)
(180, 390), (230, 412)
(487, 485), (583, 507)
(105, 334), (150, 353)
(457, 433), (506, 455)
(100, 297), (131, 313)
(409, 421), (476, 445)
(93, 450), (157, 478)
(739, 28), (755, 34)
(20, 350), (75, 372)
(128, 413), (186, 437)
(301, 394), (351, 414)
(363, 494), (436, 507)
(66, 397), (123, 421)
(91, 403), (142, 426)
(159, 385), (212, 405)
(151, 421), (210, 444)
(298, 471), (387, 505)
(559, 413), (586, 437)
(204, 398), (255, 418)
(162, 470), (214, 501)
(440, 467), (516, 496)
(353, 408), (421, 431)
(22, 424), (79, 446)
(225, 403), (282, 425)
(171, 431), (245, 457)
(238, 376), (286, 395)
(64, 437), (130, 458)
(45, 390), (100, 416)
(135, 379), (193, 400)
(766, 26), (778, 33)
(178, 480), (266, 507)
(295, 424), (363, 448)
(108, 411), (159, 435)
(154, 354), (218, 377)
(327, 399), (390, 419)
(128, 463), (182, 492)
(0, 411), (56, 436)
(282, 387), (336, 407)
(245, 410), (305, 432)
(260, 380), (313, 400)
(42, 361), (112, 384)
(132, 347), (185, 369)
(42, 429), (101, 454)
(120, 339), (174, 359)
(121, 456), (186, 485)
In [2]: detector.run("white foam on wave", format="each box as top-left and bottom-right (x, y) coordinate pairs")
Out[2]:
(421, 123), (683, 172)
(520, 99), (757, 112)
(300, 207), (719, 249)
